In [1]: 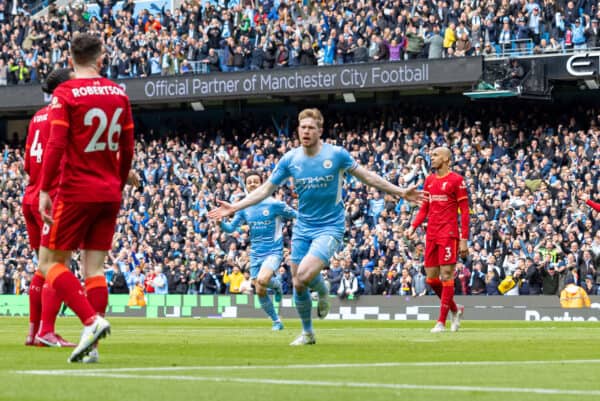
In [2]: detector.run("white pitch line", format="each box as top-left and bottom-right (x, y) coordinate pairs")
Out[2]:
(14, 359), (600, 375)
(13, 371), (600, 396)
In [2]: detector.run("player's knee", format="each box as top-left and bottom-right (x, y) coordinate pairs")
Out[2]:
(256, 285), (267, 297)
(440, 271), (453, 281)
(256, 276), (269, 288)
(293, 278), (306, 293)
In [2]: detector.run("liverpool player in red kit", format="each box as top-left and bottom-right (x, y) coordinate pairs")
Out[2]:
(406, 147), (469, 333)
(23, 68), (76, 348)
(38, 34), (135, 363)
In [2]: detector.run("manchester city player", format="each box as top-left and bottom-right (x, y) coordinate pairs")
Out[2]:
(209, 108), (421, 345)
(220, 171), (297, 330)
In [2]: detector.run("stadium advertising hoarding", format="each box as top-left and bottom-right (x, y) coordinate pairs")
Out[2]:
(2, 295), (599, 320)
(0, 57), (482, 111)
(544, 52), (600, 79)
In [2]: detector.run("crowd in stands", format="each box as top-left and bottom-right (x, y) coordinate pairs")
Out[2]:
(2, 0), (600, 86)
(2, 103), (600, 299)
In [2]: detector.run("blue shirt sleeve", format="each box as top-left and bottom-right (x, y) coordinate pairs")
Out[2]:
(220, 212), (245, 233)
(338, 147), (358, 172)
(269, 152), (291, 186)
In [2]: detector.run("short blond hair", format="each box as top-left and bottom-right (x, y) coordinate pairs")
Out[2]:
(298, 108), (324, 129)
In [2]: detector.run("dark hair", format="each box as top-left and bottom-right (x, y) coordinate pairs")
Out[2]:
(42, 68), (72, 94)
(245, 170), (262, 183)
(71, 33), (103, 66)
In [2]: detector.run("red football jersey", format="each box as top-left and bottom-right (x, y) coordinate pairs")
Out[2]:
(23, 107), (50, 205)
(412, 171), (469, 240)
(41, 78), (134, 202)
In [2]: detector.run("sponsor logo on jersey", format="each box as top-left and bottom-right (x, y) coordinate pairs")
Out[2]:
(49, 96), (62, 109)
(431, 195), (449, 202)
(33, 113), (48, 123)
(295, 175), (334, 189)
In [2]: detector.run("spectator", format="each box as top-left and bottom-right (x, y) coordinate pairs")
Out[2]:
(128, 281), (147, 307)
(425, 25), (444, 59)
(337, 269), (358, 299)
(560, 276), (591, 308)
(223, 265), (244, 294)
(108, 264), (128, 294)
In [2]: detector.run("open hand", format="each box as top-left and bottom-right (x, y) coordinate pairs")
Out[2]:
(207, 200), (236, 220)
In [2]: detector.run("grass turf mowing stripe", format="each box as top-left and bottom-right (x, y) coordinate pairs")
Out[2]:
(15, 358), (600, 374)
(13, 371), (600, 396)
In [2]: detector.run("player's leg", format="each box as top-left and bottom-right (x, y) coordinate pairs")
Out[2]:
(39, 201), (110, 362)
(437, 264), (459, 329)
(36, 246), (76, 347)
(38, 245), (103, 341)
(435, 239), (460, 331)
(259, 255), (284, 303)
(81, 250), (109, 317)
(424, 239), (443, 299)
(23, 204), (43, 345)
(289, 237), (317, 345)
(290, 235), (339, 346)
(79, 202), (120, 363)
(255, 258), (283, 330)
(301, 235), (340, 319)
(33, 198), (74, 347)
(425, 266), (445, 333)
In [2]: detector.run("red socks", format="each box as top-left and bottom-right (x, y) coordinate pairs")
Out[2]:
(28, 271), (44, 337)
(426, 277), (443, 298)
(439, 280), (456, 324)
(38, 282), (63, 336)
(85, 276), (108, 317)
(46, 263), (96, 326)
(427, 277), (458, 324)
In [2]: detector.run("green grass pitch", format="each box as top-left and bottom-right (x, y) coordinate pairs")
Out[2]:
(1, 317), (599, 401)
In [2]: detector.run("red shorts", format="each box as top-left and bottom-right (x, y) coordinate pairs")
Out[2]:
(41, 201), (121, 251)
(22, 203), (43, 250)
(424, 237), (459, 268)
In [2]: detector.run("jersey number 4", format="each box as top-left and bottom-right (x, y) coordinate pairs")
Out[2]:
(84, 107), (123, 153)
(30, 129), (43, 163)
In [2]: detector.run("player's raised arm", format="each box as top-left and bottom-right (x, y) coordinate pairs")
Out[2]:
(208, 180), (278, 220)
(348, 164), (422, 204)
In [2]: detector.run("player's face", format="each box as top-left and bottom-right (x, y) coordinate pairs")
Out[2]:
(430, 149), (447, 169)
(245, 175), (261, 192)
(298, 117), (322, 148)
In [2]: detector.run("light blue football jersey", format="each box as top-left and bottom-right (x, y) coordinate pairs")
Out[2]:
(220, 197), (297, 259)
(269, 143), (358, 238)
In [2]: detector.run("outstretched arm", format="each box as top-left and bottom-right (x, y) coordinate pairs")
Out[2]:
(221, 213), (245, 233)
(208, 181), (278, 220)
(349, 165), (421, 203)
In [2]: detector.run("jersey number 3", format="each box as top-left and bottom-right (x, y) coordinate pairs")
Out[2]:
(84, 107), (123, 153)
